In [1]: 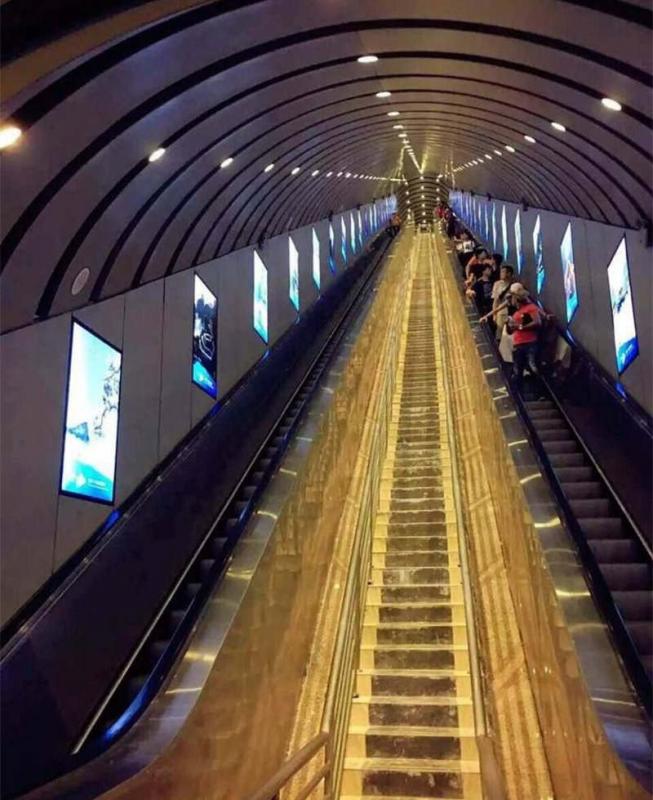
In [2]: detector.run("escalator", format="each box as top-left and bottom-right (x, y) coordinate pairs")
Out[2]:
(525, 395), (653, 704)
(1, 230), (394, 800)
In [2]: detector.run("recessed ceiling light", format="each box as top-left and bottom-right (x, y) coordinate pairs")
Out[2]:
(494, 149), (502, 156)
(485, 155), (492, 160)
(326, 171), (333, 177)
(148, 147), (166, 162)
(337, 171), (343, 177)
(551, 121), (566, 132)
(311, 169), (319, 176)
(0, 125), (22, 149)
(392, 124), (404, 129)
(291, 166), (301, 175)
(376, 91), (391, 98)
(387, 111), (400, 117)
(357, 54), (378, 64)
(601, 97), (622, 111)
(345, 172), (351, 178)
(505, 145), (515, 152)
(353, 173), (359, 178)
(524, 135), (536, 144)
(220, 157), (234, 168)
(264, 163), (275, 172)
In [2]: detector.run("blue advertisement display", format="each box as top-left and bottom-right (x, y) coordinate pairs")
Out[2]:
(533, 214), (545, 294)
(253, 251), (269, 342)
(60, 321), (122, 504)
(350, 213), (356, 254)
(501, 205), (508, 261)
(340, 216), (347, 262)
(289, 235), (299, 311)
(476, 200), (482, 233)
(514, 210), (523, 273)
(607, 237), (639, 373)
(560, 222), (579, 322)
(357, 209), (364, 249)
(484, 203), (489, 242)
(312, 228), (320, 289)
(192, 275), (218, 398)
(328, 222), (336, 273)
(492, 203), (497, 251)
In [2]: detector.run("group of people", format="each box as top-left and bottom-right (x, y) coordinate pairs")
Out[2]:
(437, 203), (548, 391)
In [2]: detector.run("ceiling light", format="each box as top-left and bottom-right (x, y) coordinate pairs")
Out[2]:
(291, 166), (300, 175)
(551, 121), (566, 132)
(392, 124), (404, 129)
(357, 55), (378, 64)
(353, 173), (359, 178)
(376, 91), (391, 98)
(326, 171), (333, 177)
(220, 157), (234, 169)
(0, 125), (22, 149)
(485, 155), (492, 160)
(345, 172), (351, 178)
(494, 149), (502, 156)
(311, 169), (319, 176)
(505, 145), (515, 152)
(601, 97), (622, 111)
(524, 135), (536, 143)
(387, 111), (400, 117)
(264, 163), (275, 172)
(148, 147), (166, 162)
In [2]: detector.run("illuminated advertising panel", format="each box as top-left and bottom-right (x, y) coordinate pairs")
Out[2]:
(357, 209), (363, 249)
(350, 213), (356, 254)
(312, 228), (320, 289)
(60, 321), (122, 504)
(328, 222), (336, 273)
(253, 250), (269, 342)
(288, 235), (299, 311)
(340, 216), (347, 262)
(533, 214), (545, 293)
(607, 237), (638, 373)
(492, 203), (497, 250)
(560, 222), (578, 322)
(192, 275), (218, 397)
(514, 210), (523, 273)
(501, 205), (509, 262)
(484, 203), (489, 241)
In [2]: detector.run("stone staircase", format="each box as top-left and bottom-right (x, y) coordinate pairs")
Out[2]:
(341, 243), (482, 799)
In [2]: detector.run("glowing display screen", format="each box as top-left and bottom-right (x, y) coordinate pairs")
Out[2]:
(514, 210), (523, 273)
(560, 222), (578, 322)
(253, 251), (269, 342)
(533, 215), (545, 294)
(312, 228), (320, 289)
(607, 237), (638, 373)
(501, 205), (509, 262)
(289, 236), (299, 311)
(192, 275), (218, 398)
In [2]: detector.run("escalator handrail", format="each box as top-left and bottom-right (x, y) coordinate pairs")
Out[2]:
(72, 233), (393, 760)
(472, 314), (652, 717)
(540, 374), (653, 563)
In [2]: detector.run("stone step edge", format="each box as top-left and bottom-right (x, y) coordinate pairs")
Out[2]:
(364, 621), (467, 630)
(352, 695), (473, 707)
(364, 600), (465, 608)
(343, 756), (481, 773)
(357, 667), (471, 678)
(348, 724), (477, 738)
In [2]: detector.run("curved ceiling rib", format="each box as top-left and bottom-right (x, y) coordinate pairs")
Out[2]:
(0, 1), (650, 333)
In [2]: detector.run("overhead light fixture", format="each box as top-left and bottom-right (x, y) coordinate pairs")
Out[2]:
(485, 154), (492, 160)
(0, 125), (22, 150)
(345, 172), (351, 178)
(392, 124), (404, 129)
(264, 163), (275, 172)
(291, 166), (301, 175)
(551, 121), (566, 132)
(326, 171), (333, 177)
(337, 171), (343, 177)
(148, 147), (166, 162)
(376, 91), (391, 98)
(311, 169), (319, 176)
(601, 97), (622, 111)
(387, 111), (400, 117)
(494, 149), (503, 156)
(524, 135), (536, 143)
(505, 145), (515, 152)
(357, 54), (378, 64)
(220, 157), (234, 168)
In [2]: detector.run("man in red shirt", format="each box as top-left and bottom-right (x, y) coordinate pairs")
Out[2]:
(506, 283), (541, 387)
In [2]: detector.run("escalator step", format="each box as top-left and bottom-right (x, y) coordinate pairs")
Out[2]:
(169, 609), (187, 629)
(149, 639), (171, 661)
(531, 418), (566, 431)
(257, 458), (272, 470)
(569, 498), (611, 517)
(198, 558), (216, 580)
(561, 481), (604, 499)
(209, 537), (228, 557)
(264, 447), (277, 459)
(184, 582), (202, 600)
(588, 539), (642, 563)
(626, 622), (653, 656)
(642, 656), (653, 681)
(273, 436), (284, 447)
(224, 517), (239, 534)
(613, 591), (653, 621)
(528, 409), (559, 420)
(525, 400), (555, 409)
(241, 485), (257, 499)
(251, 471), (265, 483)
(548, 452), (585, 467)
(538, 430), (574, 443)
(600, 563), (652, 592)
(543, 440), (580, 454)
(555, 466), (594, 482)
(127, 676), (147, 699)
(580, 517), (623, 539)
(279, 425), (291, 435)
(234, 500), (249, 515)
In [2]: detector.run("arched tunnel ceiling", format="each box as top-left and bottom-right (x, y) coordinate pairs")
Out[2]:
(0, 0), (651, 332)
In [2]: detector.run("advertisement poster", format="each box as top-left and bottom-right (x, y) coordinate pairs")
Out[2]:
(60, 321), (122, 504)
(501, 205), (509, 261)
(492, 203), (497, 251)
(560, 222), (579, 322)
(607, 237), (639, 373)
(329, 222), (336, 273)
(192, 275), (218, 397)
(357, 209), (364, 249)
(533, 215), (545, 293)
(514, 210), (523, 273)
(484, 203), (489, 242)
(350, 212), (356, 254)
(312, 228), (321, 289)
(340, 216), (347, 263)
(289, 236), (299, 311)
(253, 251), (269, 343)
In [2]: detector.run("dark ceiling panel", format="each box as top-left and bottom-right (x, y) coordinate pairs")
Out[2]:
(0, 0), (650, 333)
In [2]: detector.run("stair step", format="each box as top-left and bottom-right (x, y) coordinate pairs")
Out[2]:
(580, 517), (623, 539)
(561, 482), (604, 500)
(569, 498), (611, 517)
(538, 430), (574, 443)
(356, 671), (471, 699)
(588, 539), (642, 563)
(543, 440), (580, 454)
(341, 758), (481, 799)
(548, 452), (585, 467)
(600, 563), (652, 591)
(613, 591), (653, 622)
(555, 466), (594, 482)
(626, 622), (653, 655)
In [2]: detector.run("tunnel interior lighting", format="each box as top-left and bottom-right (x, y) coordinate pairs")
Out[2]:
(357, 55), (378, 64)
(0, 125), (22, 149)
(148, 147), (166, 162)
(264, 163), (275, 172)
(551, 121), (566, 132)
(601, 97), (622, 111)
(220, 157), (234, 168)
